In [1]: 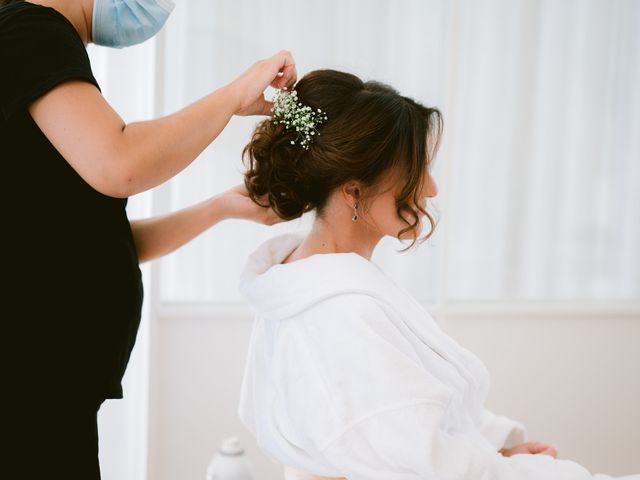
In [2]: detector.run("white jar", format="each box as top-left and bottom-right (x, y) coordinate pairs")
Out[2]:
(206, 437), (255, 480)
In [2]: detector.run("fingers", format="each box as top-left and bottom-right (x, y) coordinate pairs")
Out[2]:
(279, 63), (297, 89)
(236, 96), (273, 117)
(269, 50), (297, 90)
(270, 70), (285, 90)
(504, 442), (559, 459)
(528, 442), (548, 453)
(527, 441), (559, 458)
(261, 99), (275, 117)
(247, 95), (273, 117)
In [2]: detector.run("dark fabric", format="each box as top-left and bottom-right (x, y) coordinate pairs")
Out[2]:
(7, 397), (105, 480)
(0, 2), (144, 400)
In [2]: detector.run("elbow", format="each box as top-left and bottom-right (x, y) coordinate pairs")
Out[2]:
(135, 253), (150, 264)
(92, 179), (135, 199)
(112, 160), (141, 198)
(107, 125), (143, 197)
(90, 163), (140, 199)
(116, 171), (140, 198)
(74, 131), (145, 198)
(134, 244), (153, 264)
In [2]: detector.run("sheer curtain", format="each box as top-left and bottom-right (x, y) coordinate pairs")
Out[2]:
(445, 0), (640, 301)
(156, 0), (639, 306)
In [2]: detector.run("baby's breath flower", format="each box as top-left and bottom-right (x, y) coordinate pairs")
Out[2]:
(271, 89), (327, 150)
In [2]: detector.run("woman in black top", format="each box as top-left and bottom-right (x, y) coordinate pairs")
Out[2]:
(0, 0), (295, 478)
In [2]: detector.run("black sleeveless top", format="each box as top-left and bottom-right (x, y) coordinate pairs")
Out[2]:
(0, 2), (144, 399)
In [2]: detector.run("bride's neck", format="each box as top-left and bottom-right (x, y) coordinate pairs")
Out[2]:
(284, 215), (382, 263)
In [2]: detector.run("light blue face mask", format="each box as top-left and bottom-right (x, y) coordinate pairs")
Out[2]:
(92, 0), (175, 48)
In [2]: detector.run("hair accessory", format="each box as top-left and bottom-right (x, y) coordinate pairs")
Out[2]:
(271, 88), (328, 150)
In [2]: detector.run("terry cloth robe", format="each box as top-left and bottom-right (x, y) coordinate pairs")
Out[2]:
(238, 231), (640, 480)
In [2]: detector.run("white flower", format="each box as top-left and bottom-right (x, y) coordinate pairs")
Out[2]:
(272, 88), (327, 150)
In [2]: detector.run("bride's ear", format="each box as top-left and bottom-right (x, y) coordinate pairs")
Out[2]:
(341, 181), (362, 207)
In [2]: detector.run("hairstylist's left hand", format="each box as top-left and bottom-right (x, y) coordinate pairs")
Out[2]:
(228, 50), (297, 117)
(500, 442), (558, 458)
(218, 184), (284, 226)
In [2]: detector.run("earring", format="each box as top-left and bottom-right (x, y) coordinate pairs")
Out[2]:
(352, 202), (359, 222)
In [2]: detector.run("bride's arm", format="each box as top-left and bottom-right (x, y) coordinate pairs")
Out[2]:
(320, 403), (592, 479)
(130, 184), (280, 263)
(480, 408), (528, 451)
(319, 401), (522, 479)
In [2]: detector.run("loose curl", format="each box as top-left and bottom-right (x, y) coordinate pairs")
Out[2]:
(243, 69), (443, 249)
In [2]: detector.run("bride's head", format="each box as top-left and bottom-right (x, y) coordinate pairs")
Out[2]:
(243, 69), (442, 248)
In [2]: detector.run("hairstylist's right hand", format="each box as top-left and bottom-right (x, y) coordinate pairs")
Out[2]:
(228, 50), (297, 117)
(217, 184), (284, 226)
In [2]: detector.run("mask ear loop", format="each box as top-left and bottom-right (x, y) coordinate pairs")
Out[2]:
(351, 202), (359, 222)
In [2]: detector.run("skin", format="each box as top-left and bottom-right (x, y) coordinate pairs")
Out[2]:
(501, 442), (559, 458)
(25, 0), (290, 262)
(282, 167), (439, 263)
(283, 169), (559, 467)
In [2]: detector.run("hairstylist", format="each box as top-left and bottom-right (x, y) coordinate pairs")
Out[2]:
(0, 0), (294, 477)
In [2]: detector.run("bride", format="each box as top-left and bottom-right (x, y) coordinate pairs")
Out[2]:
(237, 69), (639, 480)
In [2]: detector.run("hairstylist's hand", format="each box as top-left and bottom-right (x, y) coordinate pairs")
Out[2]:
(217, 184), (284, 226)
(227, 50), (297, 117)
(500, 442), (558, 458)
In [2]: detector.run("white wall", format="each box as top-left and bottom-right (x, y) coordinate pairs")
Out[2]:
(148, 305), (640, 480)
(446, 306), (640, 476)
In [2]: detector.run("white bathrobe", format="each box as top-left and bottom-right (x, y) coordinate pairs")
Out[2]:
(238, 232), (639, 480)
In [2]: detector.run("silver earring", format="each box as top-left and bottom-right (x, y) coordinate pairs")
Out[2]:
(351, 202), (359, 222)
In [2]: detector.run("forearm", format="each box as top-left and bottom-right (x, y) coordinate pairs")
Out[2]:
(480, 409), (528, 450)
(29, 52), (295, 199)
(130, 194), (227, 263)
(119, 85), (240, 196)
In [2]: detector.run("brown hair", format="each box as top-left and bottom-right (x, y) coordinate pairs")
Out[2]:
(243, 69), (443, 248)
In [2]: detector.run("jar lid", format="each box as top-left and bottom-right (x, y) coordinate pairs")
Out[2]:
(219, 436), (244, 456)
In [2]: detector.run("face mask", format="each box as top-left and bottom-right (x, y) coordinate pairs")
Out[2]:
(92, 0), (175, 48)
